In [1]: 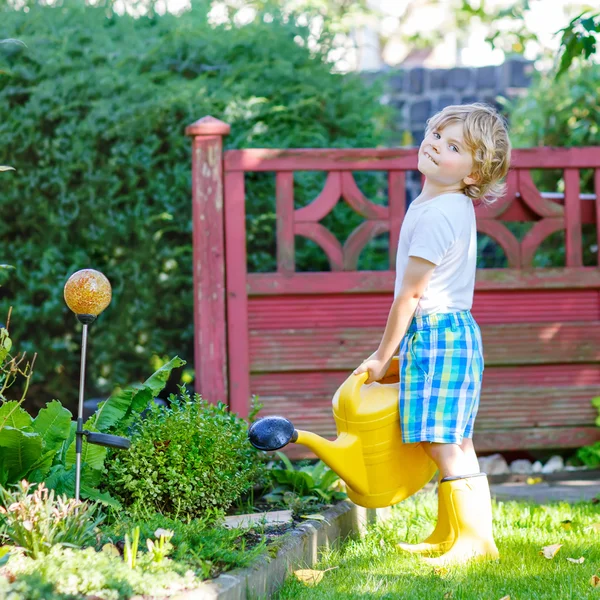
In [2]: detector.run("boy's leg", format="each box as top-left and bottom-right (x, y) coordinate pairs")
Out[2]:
(422, 442), (475, 479)
(459, 437), (480, 474)
(397, 441), (475, 555)
(416, 441), (498, 565)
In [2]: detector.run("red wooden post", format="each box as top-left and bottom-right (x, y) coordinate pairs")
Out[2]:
(224, 171), (251, 417)
(596, 169), (600, 268)
(185, 116), (231, 404)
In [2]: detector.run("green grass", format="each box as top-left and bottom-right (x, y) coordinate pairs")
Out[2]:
(275, 489), (600, 600)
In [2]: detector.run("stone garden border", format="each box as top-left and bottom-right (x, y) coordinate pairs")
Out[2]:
(171, 501), (391, 600)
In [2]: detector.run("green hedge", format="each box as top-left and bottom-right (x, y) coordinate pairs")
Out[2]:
(0, 1), (391, 410)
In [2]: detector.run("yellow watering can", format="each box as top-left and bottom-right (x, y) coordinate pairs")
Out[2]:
(248, 358), (437, 508)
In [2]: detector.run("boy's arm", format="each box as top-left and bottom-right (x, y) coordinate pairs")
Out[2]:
(354, 256), (436, 384)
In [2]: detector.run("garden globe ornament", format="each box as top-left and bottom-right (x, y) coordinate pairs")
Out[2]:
(64, 269), (131, 501)
(248, 358), (437, 509)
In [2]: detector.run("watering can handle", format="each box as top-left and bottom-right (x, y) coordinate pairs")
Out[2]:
(335, 370), (369, 413)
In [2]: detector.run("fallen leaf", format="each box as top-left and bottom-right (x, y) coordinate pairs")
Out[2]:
(540, 544), (562, 559)
(433, 567), (450, 577)
(443, 592), (453, 599)
(585, 523), (600, 532)
(590, 574), (600, 587)
(566, 557), (585, 564)
(560, 519), (572, 531)
(294, 567), (337, 587)
(526, 477), (542, 485)
(498, 596), (510, 600)
(300, 514), (331, 526)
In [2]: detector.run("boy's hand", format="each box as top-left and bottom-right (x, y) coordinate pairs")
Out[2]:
(353, 353), (392, 385)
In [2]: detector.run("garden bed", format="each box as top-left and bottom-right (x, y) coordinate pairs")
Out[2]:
(177, 501), (380, 600)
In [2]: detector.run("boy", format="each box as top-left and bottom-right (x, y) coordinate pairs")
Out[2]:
(354, 103), (511, 565)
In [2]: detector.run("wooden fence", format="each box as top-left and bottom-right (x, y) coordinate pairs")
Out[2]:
(186, 115), (600, 456)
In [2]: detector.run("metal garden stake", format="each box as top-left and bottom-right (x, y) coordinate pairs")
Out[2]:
(64, 269), (131, 501)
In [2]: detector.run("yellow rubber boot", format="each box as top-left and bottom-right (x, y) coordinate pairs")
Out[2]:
(397, 484), (453, 554)
(422, 473), (499, 566)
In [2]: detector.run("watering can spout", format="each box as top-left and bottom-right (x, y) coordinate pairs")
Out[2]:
(293, 430), (369, 496)
(248, 416), (369, 496)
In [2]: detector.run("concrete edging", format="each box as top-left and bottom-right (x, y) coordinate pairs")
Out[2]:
(172, 501), (390, 600)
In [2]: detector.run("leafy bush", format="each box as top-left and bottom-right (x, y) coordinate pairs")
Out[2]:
(0, 320), (184, 505)
(104, 389), (267, 519)
(0, 1), (390, 411)
(0, 481), (103, 559)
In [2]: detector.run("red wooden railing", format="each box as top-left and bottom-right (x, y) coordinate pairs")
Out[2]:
(187, 116), (600, 454)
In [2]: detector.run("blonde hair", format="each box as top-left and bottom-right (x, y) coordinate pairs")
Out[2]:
(425, 103), (511, 204)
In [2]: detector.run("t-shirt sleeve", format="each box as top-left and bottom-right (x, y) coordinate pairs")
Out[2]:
(408, 207), (456, 266)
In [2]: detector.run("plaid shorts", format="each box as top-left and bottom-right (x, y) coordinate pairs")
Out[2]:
(399, 310), (484, 444)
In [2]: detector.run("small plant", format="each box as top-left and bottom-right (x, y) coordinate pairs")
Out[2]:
(105, 388), (267, 520)
(123, 525), (141, 569)
(264, 453), (347, 508)
(0, 480), (104, 559)
(100, 512), (266, 580)
(146, 528), (174, 564)
(575, 396), (600, 467)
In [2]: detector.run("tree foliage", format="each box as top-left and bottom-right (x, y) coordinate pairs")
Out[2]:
(0, 1), (390, 409)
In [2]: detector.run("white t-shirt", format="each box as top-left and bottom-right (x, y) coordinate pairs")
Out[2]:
(394, 192), (477, 315)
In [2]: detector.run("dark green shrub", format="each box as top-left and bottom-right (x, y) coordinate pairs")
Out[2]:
(503, 64), (599, 268)
(0, 1), (391, 412)
(104, 389), (266, 519)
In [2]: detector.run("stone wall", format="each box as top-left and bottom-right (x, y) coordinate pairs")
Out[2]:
(365, 57), (535, 201)
(368, 57), (534, 146)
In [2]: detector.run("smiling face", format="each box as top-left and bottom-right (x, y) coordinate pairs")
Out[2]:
(418, 121), (477, 192)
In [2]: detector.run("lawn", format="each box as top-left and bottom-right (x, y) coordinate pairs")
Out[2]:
(275, 488), (600, 600)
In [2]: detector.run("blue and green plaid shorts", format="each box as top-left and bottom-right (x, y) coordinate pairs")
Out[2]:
(399, 310), (484, 444)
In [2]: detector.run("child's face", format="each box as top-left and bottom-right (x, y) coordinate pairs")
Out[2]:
(418, 121), (476, 189)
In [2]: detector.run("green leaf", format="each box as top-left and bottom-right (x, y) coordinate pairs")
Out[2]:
(88, 357), (183, 433)
(56, 421), (77, 466)
(0, 401), (32, 430)
(81, 485), (122, 509)
(319, 468), (340, 491)
(31, 400), (73, 452)
(25, 449), (57, 482)
(0, 427), (43, 481)
(89, 385), (151, 432)
(275, 451), (295, 472)
(45, 464), (75, 496)
(309, 460), (327, 481)
(65, 429), (108, 471)
(142, 356), (186, 397)
(0, 328), (11, 363)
